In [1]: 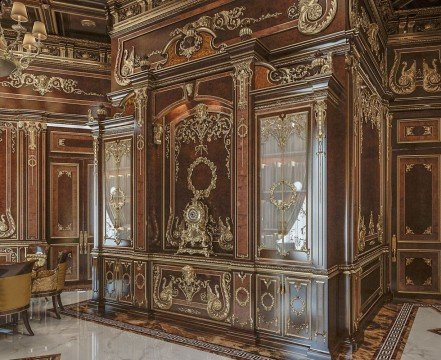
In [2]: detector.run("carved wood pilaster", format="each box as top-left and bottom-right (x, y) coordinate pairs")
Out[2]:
(232, 58), (253, 260)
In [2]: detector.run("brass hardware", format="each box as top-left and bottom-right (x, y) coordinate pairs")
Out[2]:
(83, 231), (89, 255)
(280, 282), (286, 295)
(80, 231), (85, 255)
(391, 235), (397, 262)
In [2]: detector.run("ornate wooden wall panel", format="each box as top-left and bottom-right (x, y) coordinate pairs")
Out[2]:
(397, 250), (439, 294)
(397, 119), (441, 144)
(284, 277), (311, 340)
(163, 102), (234, 257)
(398, 156), (439, 243)
(0, 122), (18, 241)
(50, 131), (94, 154)
(50, 163), (80, 240)
(256, 274), (281, 334)
(232, 271), (254, 330)
(133, 260), (148, 308)
(21, 122), (46, 241)
(152, 263), (231, 324)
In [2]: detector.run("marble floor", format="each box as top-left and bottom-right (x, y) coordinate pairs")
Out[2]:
(0, 291), (227, 360)
(1, 292), (440, 360)
(402, 307), (441, 360)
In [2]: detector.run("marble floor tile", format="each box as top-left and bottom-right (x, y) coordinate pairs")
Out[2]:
(401, 307), (441, 360)
(0, 291), (227, 360)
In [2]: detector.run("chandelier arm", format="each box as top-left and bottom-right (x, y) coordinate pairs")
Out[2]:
(19, 45), (40, 70)
(6, 26), (23, 52)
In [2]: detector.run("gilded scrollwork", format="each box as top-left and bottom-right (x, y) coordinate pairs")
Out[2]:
(153, 265), (231, 322)
(115, 43), (134, 86)
(173, 104), (232, 179)
(423, 59), (441, 93)
(350, 0), (383, 67)
(0, 208), (16, 238)
(389, 57), (417, 95)
(261, 113), (307, 150)
(358, 209), (366, 252)
(288, 0), (338, 35)
(268, 52), (333, 84)
(0, 72), (103, 97)
(105, 139), (131, 167)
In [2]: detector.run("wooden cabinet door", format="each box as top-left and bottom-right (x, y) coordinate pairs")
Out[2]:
(49, 159), (94, 284)
(392, 154), (441, 295)
(256, 274), (282, 334)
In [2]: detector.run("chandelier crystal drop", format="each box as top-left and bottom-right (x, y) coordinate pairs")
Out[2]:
(0, 1), (47, 77)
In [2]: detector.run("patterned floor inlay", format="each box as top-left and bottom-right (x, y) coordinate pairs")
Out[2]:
(60, 301), (295, 360)
(376, 303), (441, 360)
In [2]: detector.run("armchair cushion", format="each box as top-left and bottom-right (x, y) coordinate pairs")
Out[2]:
(31, 268), (58, 294)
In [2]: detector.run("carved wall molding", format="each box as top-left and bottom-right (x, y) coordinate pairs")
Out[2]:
(0, 72), (104, 97)
(288, 0), (338, 35)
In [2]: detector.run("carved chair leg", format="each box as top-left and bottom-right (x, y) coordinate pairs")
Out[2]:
(52, 296), (61, 319)
(56, 293), (65, 311)
(22, 310), (34, 336)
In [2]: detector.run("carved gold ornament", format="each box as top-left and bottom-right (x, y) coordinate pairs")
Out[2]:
(0, 122), (17, 153)
(114, 43), (134, 86)
(358, 210), (366, 252)
(260, 292), (275, 312)
(269, 52), (333, 84)
(423, 59), (441, 93)
(261, 113), (307, 150)
(0, 208), (16, 238)
(187, 157), (217, 200)
(350, 0), (384, 70)
(173, 104), (232, 179)
(390, 50), (441, 95)
(176, 200), (213, 257)
(115, 6), (281, 77)
(153, 122), (164, 145)
(233, 60), (253, 110)
(1, 72), (103, 97)
(235, 287), (250, 307)
(109, 187), (126, 231)
(93, 136), (99, 173)
(269, 180), (298, 211)
(153, 265), (231, 322)
(105, 139), (131, 167)
(288, 0), (338, 35)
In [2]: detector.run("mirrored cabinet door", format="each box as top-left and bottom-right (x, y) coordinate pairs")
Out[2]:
(258, 111), (310, 261)
(104, 138), (133, 247)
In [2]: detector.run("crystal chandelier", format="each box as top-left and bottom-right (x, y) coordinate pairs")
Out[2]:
(0, 1), (47, 77)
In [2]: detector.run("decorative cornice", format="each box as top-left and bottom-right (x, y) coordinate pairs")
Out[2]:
(0, 72), (105, 97)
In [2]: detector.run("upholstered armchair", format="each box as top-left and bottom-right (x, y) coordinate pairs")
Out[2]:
(31, 251), (71, 319)
(0, 261), (36, 336)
